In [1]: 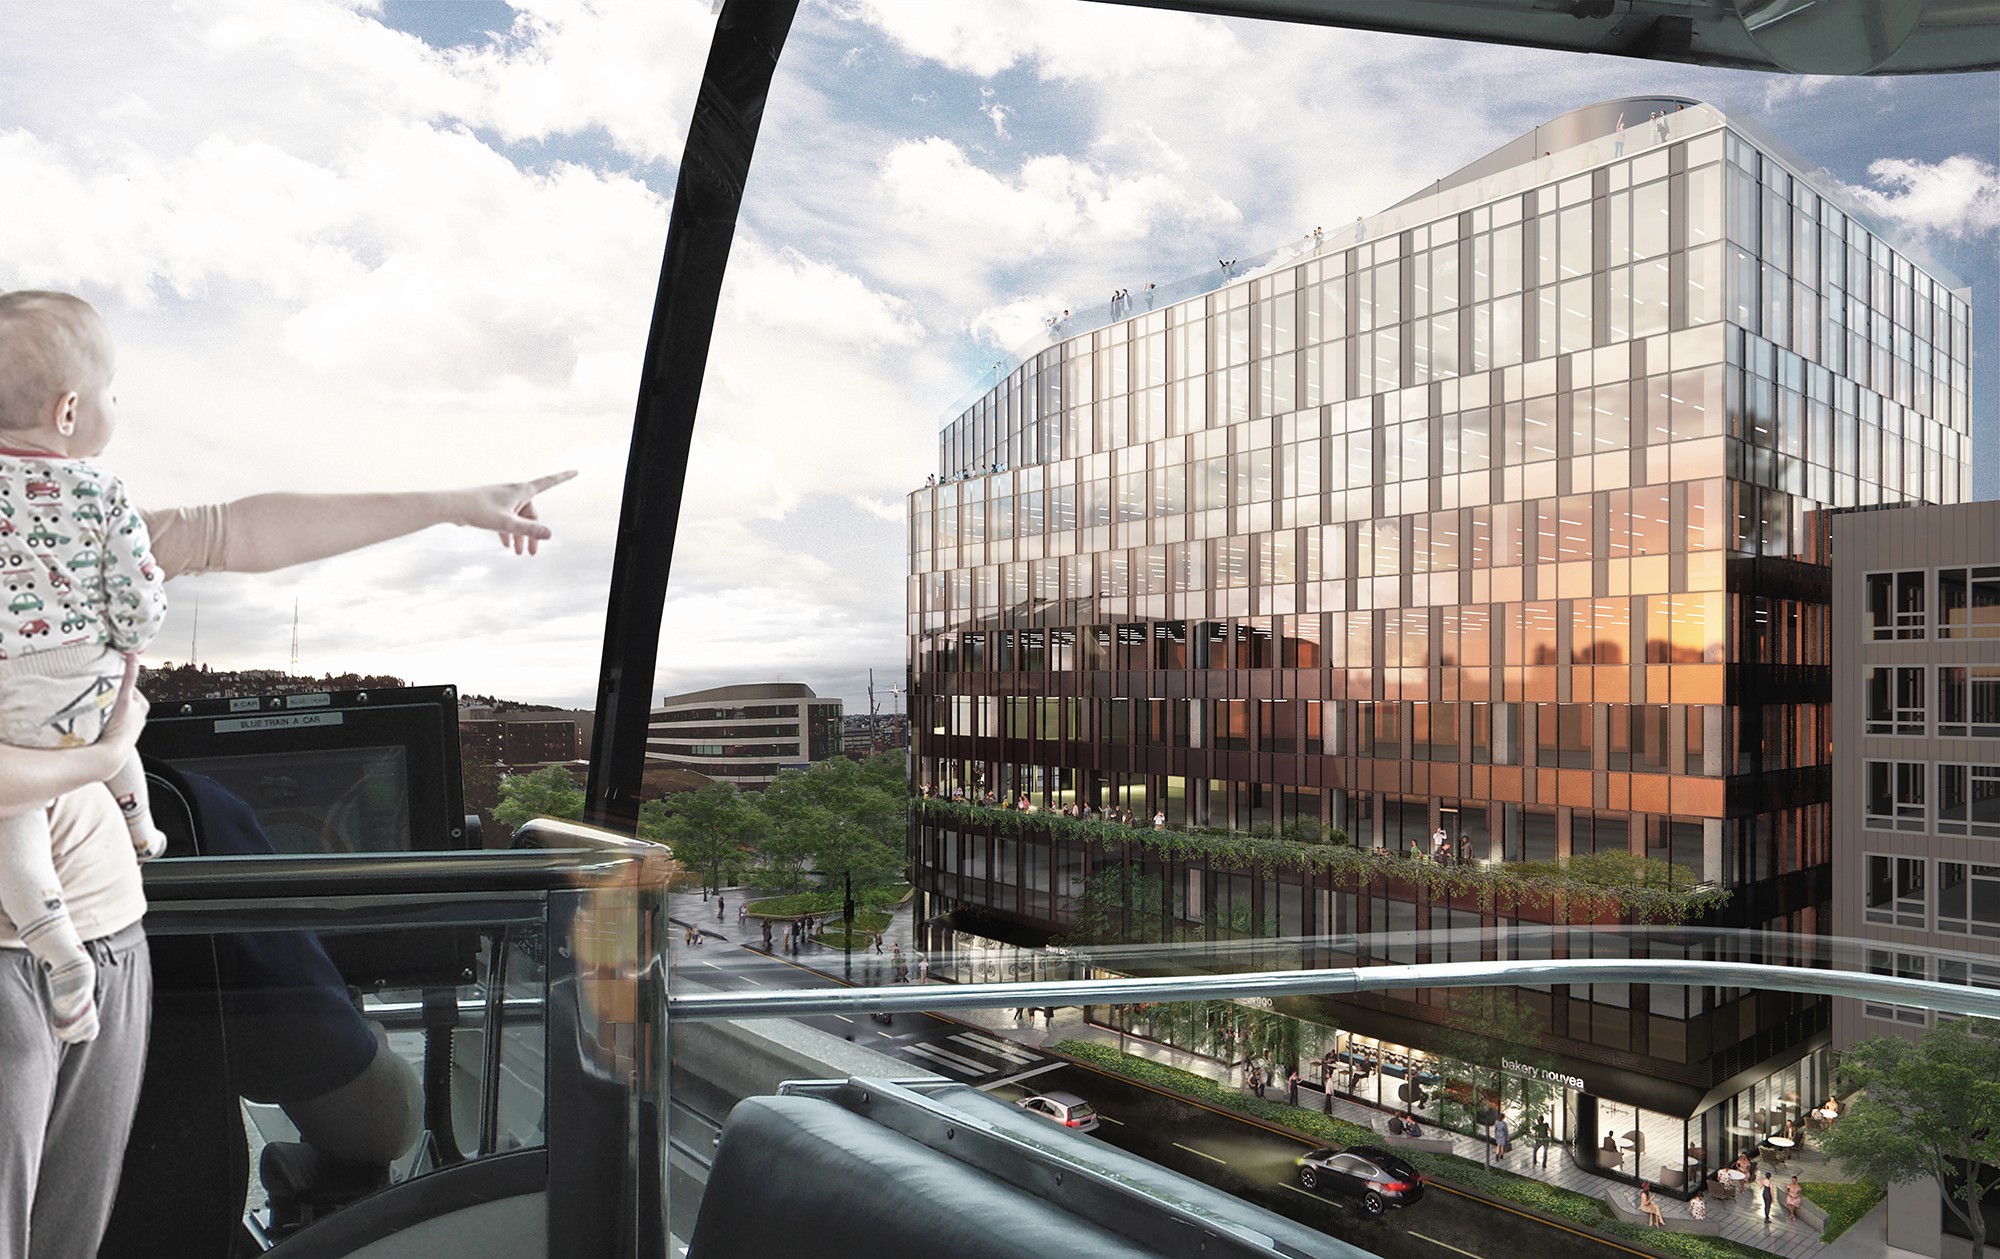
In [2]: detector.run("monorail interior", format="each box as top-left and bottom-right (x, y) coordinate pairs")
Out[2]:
(62, 1), (1998, 1256)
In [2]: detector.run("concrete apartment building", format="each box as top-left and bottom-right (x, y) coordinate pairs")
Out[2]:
(647, 683), (844, 790)
(1832, 501), (2000, 1257)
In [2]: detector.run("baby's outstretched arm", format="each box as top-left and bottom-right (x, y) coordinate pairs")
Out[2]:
(0, 657), (147, 819)
(143, 471), (576, 578)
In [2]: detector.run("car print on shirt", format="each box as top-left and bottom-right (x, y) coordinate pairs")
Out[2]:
(8, 590), (44, 615)
(24, 479), (60, 501)
(25, 515), (72, 550)
(18, 618), (50, 638)
(65, 552), (99, 573)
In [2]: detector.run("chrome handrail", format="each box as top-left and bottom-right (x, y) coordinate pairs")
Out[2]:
(670, 956), (2000, 1022)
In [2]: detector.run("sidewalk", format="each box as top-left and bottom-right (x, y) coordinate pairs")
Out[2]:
(663, 893), (1887, 1259)
(665, 884), (922, 967)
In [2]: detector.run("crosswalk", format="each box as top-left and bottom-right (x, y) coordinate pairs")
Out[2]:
(892, 1029), (1046, 1079)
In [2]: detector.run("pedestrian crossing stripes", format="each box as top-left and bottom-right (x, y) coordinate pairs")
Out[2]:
(950, 1032), (1038, 1066)
(900, 1042), (998, 1076)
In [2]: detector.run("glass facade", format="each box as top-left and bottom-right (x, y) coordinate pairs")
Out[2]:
(907, 99), (1971, 1183)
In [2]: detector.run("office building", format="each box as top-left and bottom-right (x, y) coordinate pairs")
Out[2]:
(647, 683), (844, 790)
(908, 96), (1971, 1188)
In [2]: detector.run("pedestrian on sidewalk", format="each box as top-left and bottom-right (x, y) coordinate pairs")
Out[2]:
(1760, 1172), (1775, 1225)
(1531, 1114), (1551, 1166)
(1493, 1114), (1511, 1159)
(761, 920), (772, 949)
(717, 895), (725, 922)
(1286, 1066), (1299, 1106)
(917, 953), (929, 983)
(737, 902), (747, 928)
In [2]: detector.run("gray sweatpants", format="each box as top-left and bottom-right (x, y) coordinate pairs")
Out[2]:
(0, 923), (150, 1259)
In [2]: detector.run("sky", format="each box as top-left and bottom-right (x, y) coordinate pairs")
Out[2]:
(0, 0), (1993, 712)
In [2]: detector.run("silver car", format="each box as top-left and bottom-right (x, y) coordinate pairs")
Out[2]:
(1015, 1091), (1100, 1133)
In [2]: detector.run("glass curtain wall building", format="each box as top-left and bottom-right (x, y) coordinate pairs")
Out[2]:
(907, 97), (1972, 1189)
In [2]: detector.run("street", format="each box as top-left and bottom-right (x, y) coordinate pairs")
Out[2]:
(672, 934), (1651, 1259)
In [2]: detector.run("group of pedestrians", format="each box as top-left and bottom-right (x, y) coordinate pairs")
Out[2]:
(1425, 826), (1475, 865)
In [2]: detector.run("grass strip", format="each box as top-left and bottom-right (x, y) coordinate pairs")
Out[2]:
(1800, 1180), (1884, 1243)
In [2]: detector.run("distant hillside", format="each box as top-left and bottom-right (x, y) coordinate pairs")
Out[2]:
(138, 662), (411, 702)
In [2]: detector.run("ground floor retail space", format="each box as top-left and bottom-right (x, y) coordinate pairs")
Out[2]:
(1096, 995), (1830, 1200)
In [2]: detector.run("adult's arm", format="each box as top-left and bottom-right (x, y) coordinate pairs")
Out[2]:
(145, 471), (577, 579)
(0, 657), (147, 818)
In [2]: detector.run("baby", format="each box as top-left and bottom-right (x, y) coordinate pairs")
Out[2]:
(0, 291), (168, 1043)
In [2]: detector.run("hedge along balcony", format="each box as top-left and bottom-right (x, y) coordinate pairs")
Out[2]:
(915, 800), (1730, 925)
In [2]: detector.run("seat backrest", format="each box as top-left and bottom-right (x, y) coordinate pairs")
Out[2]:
(99, 762), (248, 1259)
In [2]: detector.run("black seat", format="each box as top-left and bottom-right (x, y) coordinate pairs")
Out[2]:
(100, 762), (249, 1259)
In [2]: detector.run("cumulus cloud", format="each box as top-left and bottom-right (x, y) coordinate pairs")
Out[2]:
(1841, 155), (2000, 241)
(842, 0), (1244, 83)
(880, 136), (1239, 251)
(5, 0), (1991, 708)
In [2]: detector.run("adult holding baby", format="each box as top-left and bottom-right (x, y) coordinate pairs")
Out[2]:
(0, 289), (575, 1259)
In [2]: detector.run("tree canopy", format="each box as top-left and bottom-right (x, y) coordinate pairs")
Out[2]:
(638, 782), (764, 889)
(752, 755), (907, 896)
(1821, 1017), (2000, 1259)
(1427, 989), (1561, 1167)
(492, 764), (586, 832)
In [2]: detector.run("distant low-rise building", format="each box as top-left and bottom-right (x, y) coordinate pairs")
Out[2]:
(459, 708), (598, 769)
(647, 683), (843, 790)
(841, 712), (911, 756)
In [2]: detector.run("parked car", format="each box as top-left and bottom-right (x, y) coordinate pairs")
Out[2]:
(1014, 1091), (1099, 1133)
(1295, 1144), (1425, 1214)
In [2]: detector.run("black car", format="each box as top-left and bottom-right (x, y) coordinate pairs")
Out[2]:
(1295, 1144), (1425, 1214)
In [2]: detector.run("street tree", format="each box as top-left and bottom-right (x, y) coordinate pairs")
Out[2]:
(1428, 989), (1561, 1168)
(753, 753), (907, 902)
(458, 746), (505, 834)
(1821, 1017), (2000, 1259)
(491, 764), (585, 833)
(639, 782), (764, 895)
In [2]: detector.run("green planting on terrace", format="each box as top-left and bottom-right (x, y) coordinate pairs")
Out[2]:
(923, 799), (1727, 923)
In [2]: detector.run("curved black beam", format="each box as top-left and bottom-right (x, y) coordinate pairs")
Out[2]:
(585, 1), (800, 833)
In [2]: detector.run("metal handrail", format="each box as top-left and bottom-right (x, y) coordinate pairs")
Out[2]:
(511, 816), (669, 860)
(670, 957), (2000, 1022)
(140, 848), (644, 901)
